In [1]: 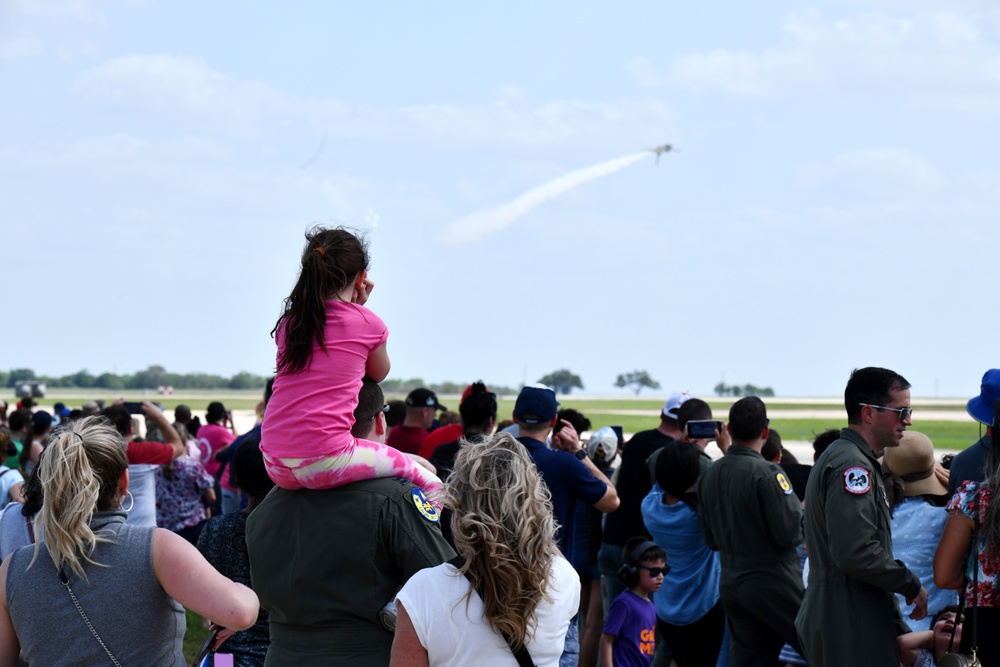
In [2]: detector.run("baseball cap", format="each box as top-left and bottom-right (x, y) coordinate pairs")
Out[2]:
(588, 426), (619, 464)
(32, 410), (54, 429)
(513, 384), (559, 424)
(405, 388), (446, 411)
(662, 392), (691, 421)
(967, 369), (1000, 426)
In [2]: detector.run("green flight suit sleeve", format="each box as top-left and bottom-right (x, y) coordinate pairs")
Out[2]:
(820, 463), (920, 599)
(383, 488), (457, 582)
(759, 466), (803, 550)
(697, 471), (718, 551)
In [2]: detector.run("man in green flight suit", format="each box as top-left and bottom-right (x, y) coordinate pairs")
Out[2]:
(795, 367), (928, 666)
(246, 379), (456, 666)
(698, 396), (804, 667)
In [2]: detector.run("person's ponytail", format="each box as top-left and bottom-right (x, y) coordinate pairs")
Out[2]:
(32, 416), (128, 580)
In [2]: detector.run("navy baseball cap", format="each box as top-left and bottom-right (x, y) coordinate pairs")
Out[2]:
(513, 384), (559, 424)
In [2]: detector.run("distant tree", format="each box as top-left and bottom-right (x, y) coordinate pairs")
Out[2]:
(615, 370), (661, 395)
(6, 368), (36, 387)
(538, 369), (584, 395)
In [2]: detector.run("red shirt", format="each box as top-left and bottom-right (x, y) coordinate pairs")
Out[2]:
(417, 424), (463, 459)
(126, 440), (174, 465)
(385, 424), (429, 455)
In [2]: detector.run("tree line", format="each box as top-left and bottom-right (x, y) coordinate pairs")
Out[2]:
(3, 366), (269, 391)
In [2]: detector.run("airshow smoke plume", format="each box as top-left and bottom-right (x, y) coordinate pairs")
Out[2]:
(444, 151), (649, 245)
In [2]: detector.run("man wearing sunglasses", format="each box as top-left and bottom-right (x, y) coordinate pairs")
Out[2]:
(697, 396), (804, 666)
(795, 367), (928, 667)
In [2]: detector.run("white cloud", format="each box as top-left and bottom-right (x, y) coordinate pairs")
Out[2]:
(629, 8), (1000, 104)
(796, 147), (945, 195)
(73, 55), (677, 147)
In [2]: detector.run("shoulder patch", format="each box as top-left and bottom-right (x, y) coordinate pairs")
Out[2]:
(842, 466), (872, 495)
(410, 487), (440, 523)
(775, 472), (793, 495)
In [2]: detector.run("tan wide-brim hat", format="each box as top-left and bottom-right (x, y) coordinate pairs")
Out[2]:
(883, 431), (949, 497)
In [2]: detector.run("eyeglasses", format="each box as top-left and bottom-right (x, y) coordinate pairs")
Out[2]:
(638, 564), (670, 577)
(858, 403), (913, 422)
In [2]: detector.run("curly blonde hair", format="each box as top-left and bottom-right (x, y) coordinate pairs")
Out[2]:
(448, 432), (558, 650)
(32, 416), (128, 580)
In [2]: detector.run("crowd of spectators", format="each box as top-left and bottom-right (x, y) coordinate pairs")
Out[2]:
(0, 365), (998, 666)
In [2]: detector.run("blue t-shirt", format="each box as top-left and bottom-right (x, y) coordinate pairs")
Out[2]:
(518, 436), (607, 563)
(603, 589), (656, 667)
(640, 484), (720, 625)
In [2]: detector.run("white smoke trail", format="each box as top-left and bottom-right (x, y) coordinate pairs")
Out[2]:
(443, 151), (650, 245)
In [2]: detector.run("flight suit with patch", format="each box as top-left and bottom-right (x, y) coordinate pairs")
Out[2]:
(246, 477), (456, 667)
(794, 428), (921, 667)
(698, 445), (804, 667)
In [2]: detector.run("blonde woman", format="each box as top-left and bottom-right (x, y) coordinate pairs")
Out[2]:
(391, 432), (580, 667)
(0, 416), (259, 666)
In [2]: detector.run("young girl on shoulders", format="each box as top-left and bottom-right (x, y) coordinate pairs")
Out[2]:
(260, 227), (443, 505)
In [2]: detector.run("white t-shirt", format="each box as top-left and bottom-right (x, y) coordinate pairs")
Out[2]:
(396, 555), (580, 667)
(125, 464), (158, 527)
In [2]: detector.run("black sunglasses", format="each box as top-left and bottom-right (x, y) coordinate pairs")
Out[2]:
(638, 564), (670, 577)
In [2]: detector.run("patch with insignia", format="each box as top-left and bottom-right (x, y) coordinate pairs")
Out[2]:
(410, 487), (439, 523)
(775, 472), (793, 495)
(842, 466), (871, 495)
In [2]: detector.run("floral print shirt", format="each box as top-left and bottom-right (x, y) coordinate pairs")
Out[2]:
(946, 481), (1000, 608)
(154, 457), (214, 532)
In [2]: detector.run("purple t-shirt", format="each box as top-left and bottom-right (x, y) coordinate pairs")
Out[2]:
(603, 589), (656, 667)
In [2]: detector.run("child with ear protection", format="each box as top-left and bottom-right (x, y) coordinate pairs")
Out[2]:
(600, 537), (667, 667)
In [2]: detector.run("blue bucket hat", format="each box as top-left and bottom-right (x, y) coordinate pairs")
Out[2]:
(967, 369), (1000, 426)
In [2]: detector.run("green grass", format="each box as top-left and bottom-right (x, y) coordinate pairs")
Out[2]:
(184, 609), (211, 663)
(22, 389), (265, 411)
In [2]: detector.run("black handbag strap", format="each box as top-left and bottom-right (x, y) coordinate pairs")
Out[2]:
(448, 556), (536, 667)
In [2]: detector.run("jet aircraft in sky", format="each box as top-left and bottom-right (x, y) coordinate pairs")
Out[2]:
(646, 144), (675, 164)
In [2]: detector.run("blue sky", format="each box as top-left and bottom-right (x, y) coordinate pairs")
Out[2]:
(2, 0), (997, 397)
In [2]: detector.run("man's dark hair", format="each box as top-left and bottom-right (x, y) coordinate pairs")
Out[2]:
(230, 432), (274, 500)
(655, 440), (702, 510)
(263, 376), (276, 407)
(174, 404), (192, 423)
(812, 429), (840, 458)
(385, 400), (406, 428)
(844, 367), (910, 424)
(459, 382), (497, 436)
(555, 408), (591, 437)
(102, 404), (131, 437)
(206, 402), (227, 425)
(761, 429), (782, 462)
(729, 396), (768, 442)
(351, 378), (385, 439)
(8, 409), (29, 433)
(779, 446), (799, 464)
(677, 398), (712, 432)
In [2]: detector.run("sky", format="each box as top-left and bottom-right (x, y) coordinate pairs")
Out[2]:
(2, 0), (998, 398)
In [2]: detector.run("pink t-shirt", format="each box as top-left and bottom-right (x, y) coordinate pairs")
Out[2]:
(197, 422), (236, 487)
(262, 301), (388, 460)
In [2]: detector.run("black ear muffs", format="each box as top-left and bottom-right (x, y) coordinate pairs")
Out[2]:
(617, 540), (660, 588)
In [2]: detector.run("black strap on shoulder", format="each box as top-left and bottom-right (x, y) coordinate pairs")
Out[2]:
(448, 556), (536, 667)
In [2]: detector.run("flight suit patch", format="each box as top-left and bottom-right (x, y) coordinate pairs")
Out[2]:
(842, 466), (871, 494)
(410, 487), (440, 523)
(775, 472), (793, 495)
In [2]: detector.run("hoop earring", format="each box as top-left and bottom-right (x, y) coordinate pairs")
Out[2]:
(120, 491), (134, 513)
